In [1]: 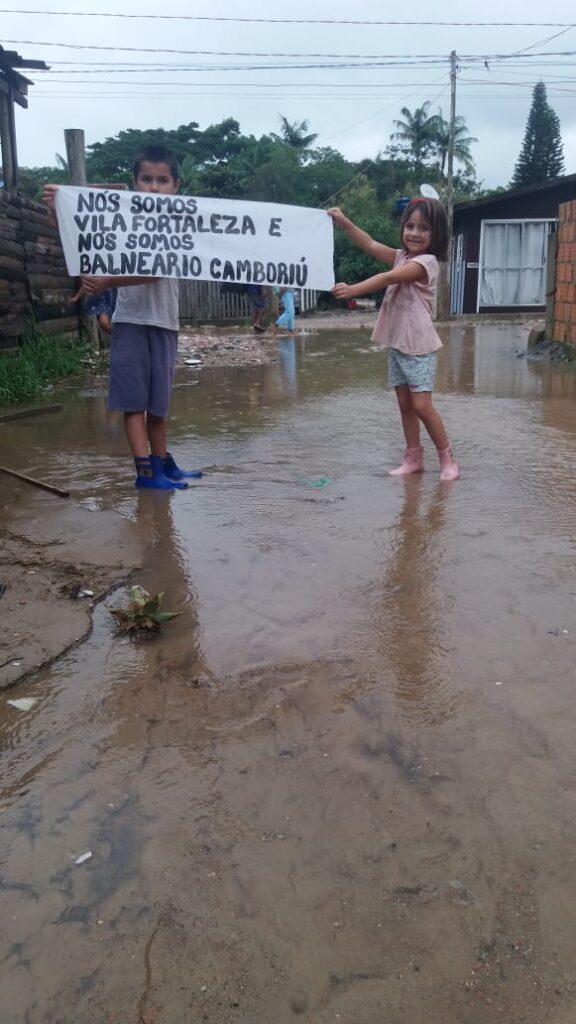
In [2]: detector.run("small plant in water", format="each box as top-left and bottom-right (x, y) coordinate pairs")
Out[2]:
(110, 586), (180, 635)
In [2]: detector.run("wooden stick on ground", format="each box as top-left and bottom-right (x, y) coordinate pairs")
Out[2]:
(0, 404), (63, 424)
(0, 464), (69, 498)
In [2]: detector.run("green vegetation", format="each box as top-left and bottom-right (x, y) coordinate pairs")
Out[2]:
(0, 330), (88, 406)
(511, 81), (565, 187)
(333, 178), (400, 288)
(388, 101), (477, 178)
(110, 587), (181, 635)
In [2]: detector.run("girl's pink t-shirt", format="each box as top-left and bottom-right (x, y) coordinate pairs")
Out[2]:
(371, 249), (442, 355)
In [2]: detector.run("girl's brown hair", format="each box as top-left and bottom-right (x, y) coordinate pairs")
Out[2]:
(400, 197), (449, 262)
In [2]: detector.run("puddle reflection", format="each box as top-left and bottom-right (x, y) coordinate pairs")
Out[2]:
(374, 477), (460, 724)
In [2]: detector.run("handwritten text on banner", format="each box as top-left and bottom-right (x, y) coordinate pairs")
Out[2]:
(55, 187), (335, 292)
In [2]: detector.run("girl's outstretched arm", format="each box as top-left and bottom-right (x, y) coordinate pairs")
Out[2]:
(327, 207), (397, 265)
(332, 261), (426, 300)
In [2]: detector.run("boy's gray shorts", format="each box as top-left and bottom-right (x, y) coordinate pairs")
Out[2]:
(108, 322), (178, 417)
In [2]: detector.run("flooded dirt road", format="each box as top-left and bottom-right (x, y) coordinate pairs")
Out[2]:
(2, 324), (576, 1024)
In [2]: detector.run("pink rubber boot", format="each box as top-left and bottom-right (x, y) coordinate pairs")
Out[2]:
(438, 446), (459, 481)
(389, 446), (424, 476)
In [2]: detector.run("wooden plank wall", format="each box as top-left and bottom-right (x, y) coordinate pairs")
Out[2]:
(0, 192), (79, 350)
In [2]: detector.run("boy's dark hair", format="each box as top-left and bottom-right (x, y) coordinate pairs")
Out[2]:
(132, 145), (180, 182)
(400, 198), (449, 262)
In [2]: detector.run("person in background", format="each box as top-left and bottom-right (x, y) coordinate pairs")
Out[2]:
(245, 284), (268, 332)
(85, 287), (117, 335)
(274, 285), (295, 332)
(68, 282), (117, 341)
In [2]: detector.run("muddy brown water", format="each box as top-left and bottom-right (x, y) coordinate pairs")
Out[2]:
(1, 324), (576, 1024)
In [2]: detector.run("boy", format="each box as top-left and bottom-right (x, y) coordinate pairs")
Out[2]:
(42, 145), (201, 490)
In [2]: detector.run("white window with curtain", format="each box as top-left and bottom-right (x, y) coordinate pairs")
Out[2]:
(477, 219), (555, 308)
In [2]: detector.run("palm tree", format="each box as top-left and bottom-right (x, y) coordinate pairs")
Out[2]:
(390, 102), (438, 172)
(272, 116), (318, 152)
(432, 111), (477, 176)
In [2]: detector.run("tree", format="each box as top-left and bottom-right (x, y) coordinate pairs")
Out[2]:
(86, 123), (203, 182)
(297, 147), (355, 207)
(248, 144), (302, 204)
(511, 81), (564, 187)
(332, 178), (400, 285)
(18, 165), (68, 201)
(362, 156), (415, 202)
(272, 116), (318, 158)
(22, 112), (482, 210)
(388, 102), (438, 173)
(432, 111), (477, 176)
(178, 120), (256, 197)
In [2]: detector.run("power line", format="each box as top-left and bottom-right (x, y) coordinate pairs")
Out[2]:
(31, 90), (576, 100)
(319, 80), (450, 208)
(460, 79), (576, 91)
(323, 79), (448, 151)
(34, 62), (453, 73)
(6, 39), (576, 61)
(30, 92), (447, 100)
(37, 75), (576, 89)
(39, 59), (576, 76)
(33, 84), (576, 96)
(1, 10), (576, 26)
(35, 77), (461, 85)
(483, 22), (576, 72)
(0, 40), (501, 59)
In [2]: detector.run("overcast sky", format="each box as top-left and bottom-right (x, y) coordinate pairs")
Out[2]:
(5, 0), (576, 190)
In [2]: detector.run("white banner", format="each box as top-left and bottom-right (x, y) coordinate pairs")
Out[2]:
(54, 186), (335, 292)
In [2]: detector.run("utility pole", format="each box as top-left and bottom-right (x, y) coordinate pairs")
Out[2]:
(64, 128), (99, 348)
(64, 128), (87, 186)
(446, 50), (458, 258)
(0, 83), (18, 191)
(437, 49), (458, 321)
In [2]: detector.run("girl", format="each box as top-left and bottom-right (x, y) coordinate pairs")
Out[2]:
(329, 199), (459, 481)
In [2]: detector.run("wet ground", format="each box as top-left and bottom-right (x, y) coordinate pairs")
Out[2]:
(1, 323), (576, 1024)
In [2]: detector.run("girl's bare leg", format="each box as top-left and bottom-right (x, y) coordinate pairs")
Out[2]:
(395, 385), (421, 448)
(409, 392), (449, 451)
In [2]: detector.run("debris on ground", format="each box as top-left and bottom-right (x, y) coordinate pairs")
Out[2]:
(7, 697), (37, 711)
(178, 329), (279, 368)
(449, 878), (477, 905)
(299, 476), (334, 489)
(110, 586), (181, 636)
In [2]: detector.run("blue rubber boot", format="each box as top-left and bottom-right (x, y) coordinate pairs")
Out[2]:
(163, 452), (203, 480)
(134, 455), (188, 490)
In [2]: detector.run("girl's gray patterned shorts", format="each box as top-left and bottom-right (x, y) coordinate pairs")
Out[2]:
(387, 347), (437, 392)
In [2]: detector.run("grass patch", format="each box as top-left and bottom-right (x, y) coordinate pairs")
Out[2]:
(0, 331), (89, 406)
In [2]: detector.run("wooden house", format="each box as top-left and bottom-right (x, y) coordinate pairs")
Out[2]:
(0, 45), (81, 348)
(451, 174), (576, 315)
(0, 44), (47, 191)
